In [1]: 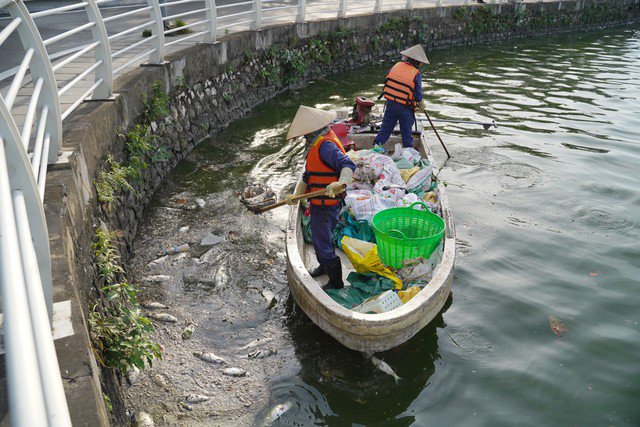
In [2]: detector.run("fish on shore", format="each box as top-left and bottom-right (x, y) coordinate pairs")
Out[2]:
(142, 302), (168, 310)
(148, 312), (178, 323)
(142, 274), (172, 282)
(247, 348), (277, 359)
(184, 394), (210, 404)
(371, 356), (401, 384)
(194, 351), (226, 364)
(134, 412), (154, 427)
(238, 337), (274, 351)
(222, 367), (247, 377)
(182, 323), (195, 340)
(262, 401), (293, 426)
(126, 366), (141, 385)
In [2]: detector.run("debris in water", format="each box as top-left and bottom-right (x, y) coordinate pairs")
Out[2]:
(195, 198), (206, 208)
(157, 243), (189, 257)
(238, 337), (274, 351)
(263, 401), (293, 425)
(200, 232), (224, 246)
(182, 323), (195, 340)
(228, 231), (240, 241)
(222, 367), (247, 377)
(149, 313), (178, 323)
(148, 255), (168, 266)
(134, 411), (155, 427)
(142, 274), (172, 282)
(589, 271), (600, 277)
(548, 315), (567, 336)
(194, 351), (226, 364)
(184, 394), (210, 404)
(248, 348), (277, 359)
(142, 302), (168, 310)
(371, 356), (401, 384)
(126, 365), (140, 385)
(179, 226), (190, 233)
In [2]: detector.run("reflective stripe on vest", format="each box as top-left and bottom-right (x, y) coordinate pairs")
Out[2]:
(382, 61), (419, 108)
(304, 131), (346, 206)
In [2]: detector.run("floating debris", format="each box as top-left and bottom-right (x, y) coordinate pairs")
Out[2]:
(182, 323), (195, 340)
(149, 313), (178, 323)
(157, 244), (189, 257)
(248, 348), (277, 359)
(589, 271), (600, 277)
(238, 337), (274, 351)
(142, 274), (172, 282)
(548, 315), (567, 336)
(222, 367), (247, 377)
(371, 356), (401, 384)
(194, 351), (226, 364)
(142, 302), (168, 310)
(134, 411), (155, 427)
(184, 394), (210, 404)
(263, 401), (293, 425)
(126, 365), (140, 385)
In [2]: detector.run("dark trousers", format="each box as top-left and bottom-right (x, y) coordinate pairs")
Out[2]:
(375, 101), (415, 147)
(310, 203), (342, 265)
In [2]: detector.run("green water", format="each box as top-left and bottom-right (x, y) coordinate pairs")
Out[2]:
(141, 26), (640, 426)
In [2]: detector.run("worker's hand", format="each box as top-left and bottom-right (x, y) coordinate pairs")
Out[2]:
(285, 181), (307, 205)
(419, 100), (428, 113)
(285, 194), (298, 205)
(325, 182), (346, 198)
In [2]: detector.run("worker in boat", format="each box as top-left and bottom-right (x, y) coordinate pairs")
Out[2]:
(374, 44), (430, 150)
(285, 106), (356, 291)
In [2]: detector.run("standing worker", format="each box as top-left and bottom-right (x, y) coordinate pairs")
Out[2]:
(285, 106), (356, 291)
(375, 44), (430, 150)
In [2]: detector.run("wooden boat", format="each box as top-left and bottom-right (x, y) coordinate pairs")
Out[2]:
(285, 121), (456, 354)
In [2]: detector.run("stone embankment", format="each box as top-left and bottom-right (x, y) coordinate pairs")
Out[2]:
(44, 0), (639, 424)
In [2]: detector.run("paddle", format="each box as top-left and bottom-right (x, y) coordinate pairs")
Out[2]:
(242, 184), (347, 214)
(420, 110), (451, 159)
(416, 116), (497, 130)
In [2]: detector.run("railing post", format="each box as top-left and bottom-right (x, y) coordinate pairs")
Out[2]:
(297, 0), (306, 23)
(252, 0), (262, 30)
(338, 0), (347, 18)
(374, 0), (382, 13)
(146, 0), (166, 63)
(435, 0), (442, 8)
(9, 1), (61, 165)
(84, 0), (113, 99)
(406, 0), (414, 10)
(204, 0), (217, 42)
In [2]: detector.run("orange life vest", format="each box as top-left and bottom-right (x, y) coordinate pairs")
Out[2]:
(304, 131), (346, 206)
(382, 61), (419, 109)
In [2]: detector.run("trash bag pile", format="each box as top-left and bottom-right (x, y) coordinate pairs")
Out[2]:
(301, 142), (446, 313)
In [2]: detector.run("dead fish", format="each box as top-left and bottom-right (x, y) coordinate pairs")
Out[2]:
(179, 226), (190, 233)
(134, 411), (155, 427)
(195, 198), (206, 208)
(151, 373), (169, 389)
(548, 315), (567, 336)
(126, 365), (140, 385)
(147, 256), (168, 266)
(184, 394), (210, 404)
(248, 348), (277, 359)
(142, 274), (172, 282)
(194, 352), (226, 364)
(222, 367), (247, 377)
(149, 313), (178, 323)
(182, 323), (195, 340)
(171, 253), (188, 263)
(371, 356), (401, 384)
(142, 302), (168, 310)
(238, 337), (274, 351)
(263, 401), (293, 425)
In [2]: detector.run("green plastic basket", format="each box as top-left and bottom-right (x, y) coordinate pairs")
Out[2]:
(372, 202), (445, 269)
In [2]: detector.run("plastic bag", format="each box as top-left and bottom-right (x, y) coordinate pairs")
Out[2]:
(341, 236), (403, 289)
(333, 211), (376, 248)
(301, 205), (312, 243)
(398, 286), (422, 303)
(400, 166), (420, 182)
(325, 272), (395, 309)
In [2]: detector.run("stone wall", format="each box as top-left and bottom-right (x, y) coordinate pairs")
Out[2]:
(44, 0), (640, 424)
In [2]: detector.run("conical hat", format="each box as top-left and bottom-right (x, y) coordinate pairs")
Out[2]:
(400, 44), (429, 64)
(286, 105), (337, 140)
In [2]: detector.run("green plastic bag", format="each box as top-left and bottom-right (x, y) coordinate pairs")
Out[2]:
(325, 272), (395, 309)
(333, 211), (375, 248)
(301, 212), (312, 243)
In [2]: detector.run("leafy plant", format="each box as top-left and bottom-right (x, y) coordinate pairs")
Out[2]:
(173, 19), (191, 35)
(175, 75), (188, 91)
(142, 81), (170, 123)
(95, 155), (134, 208)
(142, 29), (152, 38)
(309, 38), (331, 64)
(280, 49), (307, 84)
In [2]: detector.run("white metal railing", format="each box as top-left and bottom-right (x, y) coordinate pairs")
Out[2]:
(0, 0), (553, 423)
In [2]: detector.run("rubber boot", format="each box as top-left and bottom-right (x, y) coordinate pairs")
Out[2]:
(309, 265), (326, 278)
(321, 258), (344, 291)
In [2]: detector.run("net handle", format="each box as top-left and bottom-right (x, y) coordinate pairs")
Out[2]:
(387, 229), (408, 239)
(408, 202), (428, 211)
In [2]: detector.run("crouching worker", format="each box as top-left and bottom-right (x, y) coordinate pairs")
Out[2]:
(285, 106), (356, 291)
(375, 44), (430, 150)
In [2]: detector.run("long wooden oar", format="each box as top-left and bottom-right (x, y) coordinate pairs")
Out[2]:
(247, 185), (346, 214)
(421, 110), (451, 159)
(417, 116), (497, 130)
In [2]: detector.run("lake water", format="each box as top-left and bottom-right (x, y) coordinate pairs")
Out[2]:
(131, 26), (640, 426)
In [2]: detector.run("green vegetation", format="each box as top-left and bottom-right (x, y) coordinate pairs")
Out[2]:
(175, 75), (188, 91)
(173, 19), (191, 35)
(142, 29), (152, 38)
(95, 155), (134, 208)
(122, 124), (155, 182)
(142, 81), (170, 123)
(309, 38), (331, 64)
(89, 226), (161, 373)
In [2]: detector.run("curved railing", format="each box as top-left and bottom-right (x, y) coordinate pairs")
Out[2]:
(0, 0), (517, 424)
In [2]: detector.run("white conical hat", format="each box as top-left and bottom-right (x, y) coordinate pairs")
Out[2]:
(400, 44), (429, 64)
(286, 105), (337, 140)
